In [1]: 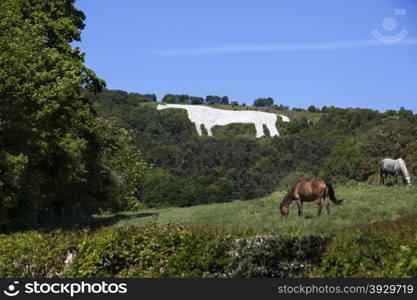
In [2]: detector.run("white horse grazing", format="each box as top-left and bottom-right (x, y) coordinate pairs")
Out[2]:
(156, 104), (290, 137)
(379, 158), (411, 186)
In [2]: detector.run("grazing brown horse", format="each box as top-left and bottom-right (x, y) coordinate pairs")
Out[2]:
(280, 179), (342, 218)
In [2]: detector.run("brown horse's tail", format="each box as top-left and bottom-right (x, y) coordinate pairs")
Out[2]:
(325, 181), (343, 204)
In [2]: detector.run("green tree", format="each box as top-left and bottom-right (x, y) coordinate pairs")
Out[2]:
(0, 0), (145, 230)
(253, 97), (274, 107)
(205, 95), (228, 105)
(191, 96), (204, 105)
(308, 105), (319, 113)
(363, 119), (417, 159)
(320, 137), (374, 181)
(401, 142), (417, 177)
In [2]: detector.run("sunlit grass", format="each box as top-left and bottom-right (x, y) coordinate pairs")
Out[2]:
(106, 184), (417, 236)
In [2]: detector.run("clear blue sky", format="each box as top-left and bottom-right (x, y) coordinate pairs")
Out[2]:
(75, 0), (417, 112)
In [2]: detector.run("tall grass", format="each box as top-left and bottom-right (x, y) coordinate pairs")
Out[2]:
(105, 184), (417, 236)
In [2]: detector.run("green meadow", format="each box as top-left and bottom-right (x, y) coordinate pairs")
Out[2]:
(103, 183), (417, 236)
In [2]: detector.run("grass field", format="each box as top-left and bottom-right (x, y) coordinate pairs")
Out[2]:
(102, 184), (417, 236)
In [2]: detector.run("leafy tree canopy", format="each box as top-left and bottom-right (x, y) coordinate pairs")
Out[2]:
(253, 97), (274, 108)
(0, 0), (145, 231)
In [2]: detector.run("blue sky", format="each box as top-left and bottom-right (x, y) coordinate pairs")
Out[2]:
(75, 0), (417, 112)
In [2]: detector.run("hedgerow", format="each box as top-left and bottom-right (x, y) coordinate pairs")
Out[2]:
(65, 224), (239, 278)
(2, 216), (417, 278)
(0, 230), (87, 277)
(0, 225), (327, 278)
(316, 215), (417, 277)
(206, 234), (328, 278)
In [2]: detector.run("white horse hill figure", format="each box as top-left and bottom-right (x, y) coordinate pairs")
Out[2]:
(156, 104), (290, 137)
(379, 158), (411, 186)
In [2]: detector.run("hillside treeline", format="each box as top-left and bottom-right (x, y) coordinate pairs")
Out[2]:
(89, 90), (417, 208)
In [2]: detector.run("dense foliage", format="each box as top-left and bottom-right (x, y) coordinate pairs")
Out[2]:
(0, 225), (241, 278)
(159, 94), (229, 105)
(0, 0), (146, 231)
(2, 214), (417, 278)
(66, 224), (237, 278)
(317, 215), (417, 277)
(0, 229), (87, 277)
(0, 224), (325, 278)
(209, 234), (328, 278)
(253, 97), (274, 108)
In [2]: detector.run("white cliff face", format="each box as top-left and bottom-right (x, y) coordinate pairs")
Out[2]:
(156, 104), (290, 137)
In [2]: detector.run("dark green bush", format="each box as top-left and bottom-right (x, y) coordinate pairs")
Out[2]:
(208, 235), (328, 278)
(0, 230), (87, 277)
(0, 225), (330, 278)
(8, 218), (417, 278)
(65, 224), (238, 278)
(317, 216), (417, 277)
(320, 137), (374, 182)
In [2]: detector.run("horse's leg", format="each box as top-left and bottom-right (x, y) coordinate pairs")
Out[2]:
(319, 191), (331, 215)
(325, 197), (331, 215)
(254, 123), (264, 138)
(316, 199), (323, 217)
(295, 199), (303, 217)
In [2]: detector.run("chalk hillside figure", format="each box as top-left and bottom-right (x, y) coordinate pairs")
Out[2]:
(157, 104), (290, 138)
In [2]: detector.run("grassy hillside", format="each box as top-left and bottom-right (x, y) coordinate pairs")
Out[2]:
(102, 184), (417, 236)
(89, 89), (417, 210)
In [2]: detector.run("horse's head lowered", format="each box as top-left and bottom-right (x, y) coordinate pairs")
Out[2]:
(280, 197), (290, 218)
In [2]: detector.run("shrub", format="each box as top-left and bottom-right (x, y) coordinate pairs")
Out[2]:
(366, 174), (380, 184)
(402, 142), (417, 177)
(0, 230), (87, 277)
(320, 137), (373, 182)
(364, 119), (417, 159)
(317, 215), (417, 277)
(65, 224), (238, 278)
(208, 235), (328, 278)
(137, 168), (182, 207)
(253, 98), (274, 108)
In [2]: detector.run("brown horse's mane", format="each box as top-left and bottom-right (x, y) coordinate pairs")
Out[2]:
(280, 183), (298, 207)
